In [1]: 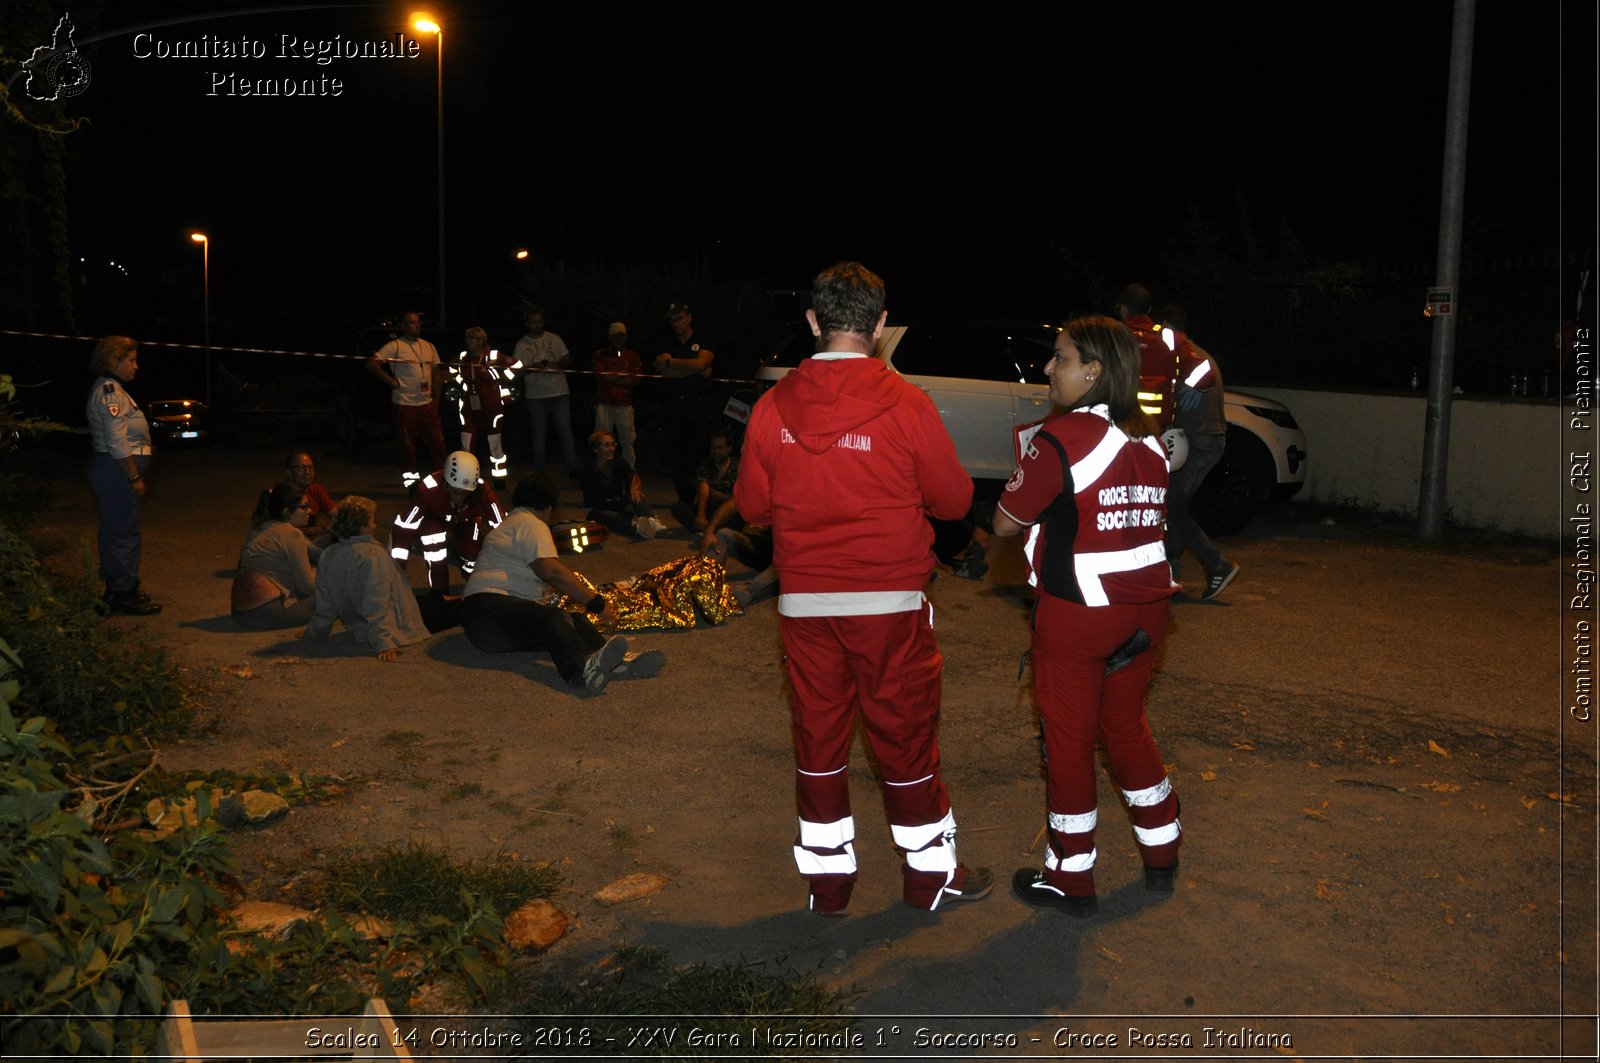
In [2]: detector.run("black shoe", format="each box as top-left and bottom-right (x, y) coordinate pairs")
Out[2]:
(1144, 862), (1178, 892)
(1104, 628), (1150, 675)
(917, 865), (993, 910)
(1202, 562), (1240, 601)
(103, 590), (161, 617)
(952, 539), (989, 580)
(1011, 868), (1097, 917)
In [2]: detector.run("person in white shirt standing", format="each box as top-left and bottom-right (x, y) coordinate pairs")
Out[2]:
(366, 310), (447, 490)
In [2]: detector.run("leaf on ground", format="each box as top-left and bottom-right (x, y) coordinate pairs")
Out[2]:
(1301, 806), (1326, 819)
(1546, 792), (1576, 804)
(1231, 741), (1254, 751)
(1520, 797), (1537, 809)
(1200, 770), (1218, 782)
(1418, 781), (1461, 793)
(330, 738), (347, 749)
(225, 665), (254, 679)
(1427, 740), (1450, 757)
(1097, 946), (1123, 965)
(1315, 881), (1335, 900)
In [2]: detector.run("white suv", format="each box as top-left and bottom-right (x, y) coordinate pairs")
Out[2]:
(756, 320), (1306, 534)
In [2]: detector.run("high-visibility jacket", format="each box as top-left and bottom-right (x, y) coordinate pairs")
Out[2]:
(1122, 314), (1213, 431)
(390, 473), (505, 593)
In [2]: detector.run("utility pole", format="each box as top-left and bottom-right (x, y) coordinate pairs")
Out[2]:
(1418, 0), (1476, 539)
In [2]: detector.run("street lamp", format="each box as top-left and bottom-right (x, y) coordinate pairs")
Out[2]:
(413, 12), (445, 325)
(189, 231), (210, 407)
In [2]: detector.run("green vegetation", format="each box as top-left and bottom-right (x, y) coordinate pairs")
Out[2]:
(0, 520), (189, 743)
(500, 945), (860, 1060)
(319, 840), (560, 923)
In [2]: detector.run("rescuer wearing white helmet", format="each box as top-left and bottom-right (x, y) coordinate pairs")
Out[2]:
(391, 450), (506, 596)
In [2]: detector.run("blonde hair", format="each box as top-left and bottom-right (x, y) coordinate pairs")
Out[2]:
(330, 495), (376, 540)
(89, 335), (137, 375)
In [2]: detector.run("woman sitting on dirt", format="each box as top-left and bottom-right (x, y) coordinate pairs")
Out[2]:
(231, 482), (317, 630)
(578, 431), (665, 540)
(303, 495), (457, 661)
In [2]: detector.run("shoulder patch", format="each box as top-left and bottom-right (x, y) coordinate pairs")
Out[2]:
(107, 403), (120, 417)
(102, 381), (115, 394)
(1005, 466), (1024, 492)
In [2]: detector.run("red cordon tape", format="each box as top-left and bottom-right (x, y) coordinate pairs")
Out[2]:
(0, 328), (770, 384)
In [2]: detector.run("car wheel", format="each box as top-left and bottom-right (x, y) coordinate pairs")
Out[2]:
(1194, 427), (1273, 536)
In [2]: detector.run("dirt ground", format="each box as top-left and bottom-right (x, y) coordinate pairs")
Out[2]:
(25, 443), (1598, 1060)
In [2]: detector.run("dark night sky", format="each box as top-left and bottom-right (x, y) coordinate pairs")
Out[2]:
(12, 1), (1586, 355)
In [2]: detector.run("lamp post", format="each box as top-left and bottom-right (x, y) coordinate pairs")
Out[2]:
(189, 231), (210, 407)
(414, 13), (445, 326)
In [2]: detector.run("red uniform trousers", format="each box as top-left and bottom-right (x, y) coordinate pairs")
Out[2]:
(392, 402), (447, 487)
(781, 604), (964, 911)
(459, 403), (508, 479)
(1032, 594), (1179, 897)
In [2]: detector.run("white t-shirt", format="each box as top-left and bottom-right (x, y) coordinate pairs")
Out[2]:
(462, 508), (558, 602)
(513, 331), (571, 399)
(375, 336), (440, 407)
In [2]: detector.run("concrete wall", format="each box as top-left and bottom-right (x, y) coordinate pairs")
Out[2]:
(1242, 387), (1565, 539)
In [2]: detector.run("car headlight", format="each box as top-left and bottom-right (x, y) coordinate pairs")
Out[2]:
(1243, 405), (1300, 430)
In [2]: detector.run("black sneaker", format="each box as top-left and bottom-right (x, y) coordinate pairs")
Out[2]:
(1011, 868), (1097, 917)
(952, 539), (989, 580)
(1202, 562), (1240, 601)
(103, 590), (161, 617)
(926, 865), (993, 909)
(1144, 862), (1178, 892)
(580, 636), (628, 692)
(1104, 628), (1150, 675)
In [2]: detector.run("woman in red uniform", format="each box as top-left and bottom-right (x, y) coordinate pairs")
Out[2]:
(992, 315), (1180, 917)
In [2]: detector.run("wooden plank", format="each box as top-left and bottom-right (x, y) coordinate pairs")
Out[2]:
(153, 1000), (202, 1063)
(155, 998), (409, 1060)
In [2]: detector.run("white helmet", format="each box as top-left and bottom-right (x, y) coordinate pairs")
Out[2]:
(444, 450), (480, 490)
(1160, 427), (1189, 472)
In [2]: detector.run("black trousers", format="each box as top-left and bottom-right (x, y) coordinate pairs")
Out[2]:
(461, 592), (604, 686)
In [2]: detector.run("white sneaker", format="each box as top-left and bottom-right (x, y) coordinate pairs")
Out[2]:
(581, 636), (629, 692)
(634, 517), (658, 540)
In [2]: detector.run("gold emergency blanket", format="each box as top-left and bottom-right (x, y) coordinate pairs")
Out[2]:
(558, 554), (742, 632)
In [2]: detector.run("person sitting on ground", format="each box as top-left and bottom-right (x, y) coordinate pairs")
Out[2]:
(251, 451), (336, 560)
(232, 482), (317, 630)
(671, 429), (738, 532)
(390, 450), (504, 596)
(578, 430), (665, 540)
(463, 473), (664, 692)
(304, 495), (457, 661)
(698, 490), (777, 608)
(284, 451), (334, 528)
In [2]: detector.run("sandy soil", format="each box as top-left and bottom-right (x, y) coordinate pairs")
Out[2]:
(24, 443), (1596, 1060)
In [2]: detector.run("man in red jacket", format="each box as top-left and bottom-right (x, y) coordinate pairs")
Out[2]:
(737, 261), (992, 915)
(1113, 283), (1215, 431)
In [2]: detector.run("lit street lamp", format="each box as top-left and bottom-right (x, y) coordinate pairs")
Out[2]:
(189, 231), (210, 407)
(413, 13), (445, 325)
